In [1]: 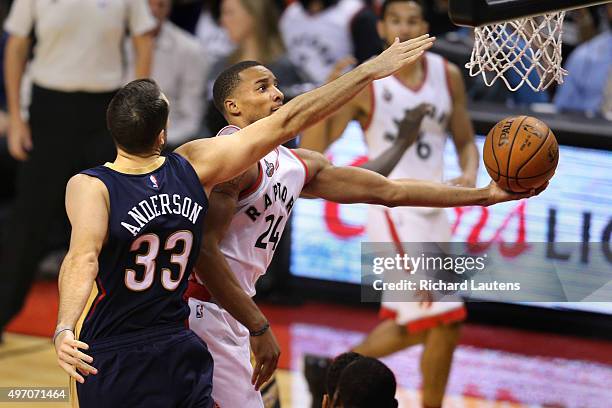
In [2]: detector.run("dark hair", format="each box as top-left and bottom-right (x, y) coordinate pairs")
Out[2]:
(380, 0), (424, 19)
(335, 357), (398, 408)
(212, 60), (263, 114)
(326, 352), (364, 396)
(106, 79), (168, 155)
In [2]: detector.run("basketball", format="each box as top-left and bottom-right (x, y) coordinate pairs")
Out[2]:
(483, 116), (559, 193)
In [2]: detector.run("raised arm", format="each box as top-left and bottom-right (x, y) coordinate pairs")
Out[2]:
(177, 35), (435, 192)
(446, 63), (479, 187)
(193, 177), (280, 390)
(297, 149), (542, 207)
(54, 175), (109, 383)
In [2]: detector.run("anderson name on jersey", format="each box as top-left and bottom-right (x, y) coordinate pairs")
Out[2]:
(121, 193), (204, 236)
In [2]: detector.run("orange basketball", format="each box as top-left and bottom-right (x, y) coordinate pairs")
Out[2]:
(483, 116), (559, 193)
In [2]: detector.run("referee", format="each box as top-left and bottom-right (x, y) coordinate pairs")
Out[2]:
(0, 0), (156, 338)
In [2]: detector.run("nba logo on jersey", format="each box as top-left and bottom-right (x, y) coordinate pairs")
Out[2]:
(196, 304), (204, 318)
(149, 175), (159, 189)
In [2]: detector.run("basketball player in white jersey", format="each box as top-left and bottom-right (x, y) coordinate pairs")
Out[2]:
(186, 58), (541, 407)
(300, 1), (478, 407)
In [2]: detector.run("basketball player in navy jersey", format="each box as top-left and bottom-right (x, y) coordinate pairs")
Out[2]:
(51, 35), (437, 407)
(185, 61), (545, 407)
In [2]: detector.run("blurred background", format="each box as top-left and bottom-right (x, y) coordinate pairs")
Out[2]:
(0, 0), (611, 407)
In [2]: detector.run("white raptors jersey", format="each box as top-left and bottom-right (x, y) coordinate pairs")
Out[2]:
(280, 0), (363, 84)
(365, 52), (452, 183)
(218, 146), (307, 297)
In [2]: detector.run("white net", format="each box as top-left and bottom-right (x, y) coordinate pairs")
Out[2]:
(466, 11), (568, 92)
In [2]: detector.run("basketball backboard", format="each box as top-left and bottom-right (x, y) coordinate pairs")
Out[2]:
(449, 0), (611, 27)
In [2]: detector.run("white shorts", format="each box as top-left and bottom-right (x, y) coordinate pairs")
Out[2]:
(188, 298), (264, 408)
(368, 206), (466, 332)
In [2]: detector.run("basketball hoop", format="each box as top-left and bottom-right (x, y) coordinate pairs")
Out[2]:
(467, 12), (567, 92)
(448, 0), (611, 92)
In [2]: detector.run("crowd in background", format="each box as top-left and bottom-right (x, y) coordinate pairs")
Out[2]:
(0, 0), (610, 333)
(0, 0), (611, 143)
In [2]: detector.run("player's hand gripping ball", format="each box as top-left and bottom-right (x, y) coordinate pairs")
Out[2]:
(483, 115), (559, 193)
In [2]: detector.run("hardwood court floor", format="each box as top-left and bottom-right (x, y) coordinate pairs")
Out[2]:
(3, 283), (612, 407)
(0, 332), (527, 408)
(0, 333), (70, 408)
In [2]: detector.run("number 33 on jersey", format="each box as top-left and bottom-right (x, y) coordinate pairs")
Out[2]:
(76, 153), (208, 342)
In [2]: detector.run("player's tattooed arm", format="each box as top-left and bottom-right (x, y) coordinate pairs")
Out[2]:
(194, 170), (281, 390)
(213, 173), (246, 195)
(359, 103), (432, 176)
(55, 175), (108, 383)
(298, 148), (545, 207)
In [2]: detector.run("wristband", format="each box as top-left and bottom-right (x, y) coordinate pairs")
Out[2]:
(53, 328), (74, 345)
(249, 322), (270, 337)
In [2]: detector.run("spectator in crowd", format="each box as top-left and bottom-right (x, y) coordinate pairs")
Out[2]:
(317, 352), (364, 408)
(214, 0), (310, 100)
(561, 7), (600, 58)
(205, 0), (312, 135)
(323, 357), (398, 408)
(127, 0), (208, 148)
(195, 1), (236, 67)
(0, 0), (155, 340)
(280, 0), (383, 84)
(169, 0), (204, 34)
(554, 3), (612, 116)
(423, 0), (457, 36)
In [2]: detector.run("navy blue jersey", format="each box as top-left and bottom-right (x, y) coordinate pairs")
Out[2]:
(76, 153), (208, 342)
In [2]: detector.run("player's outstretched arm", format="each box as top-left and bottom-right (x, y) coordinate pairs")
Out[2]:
(297, 149), (545, 207)
(54, 175), (108, 383)
(193, 179), (280, 390)
(177, 35), (435, 192)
